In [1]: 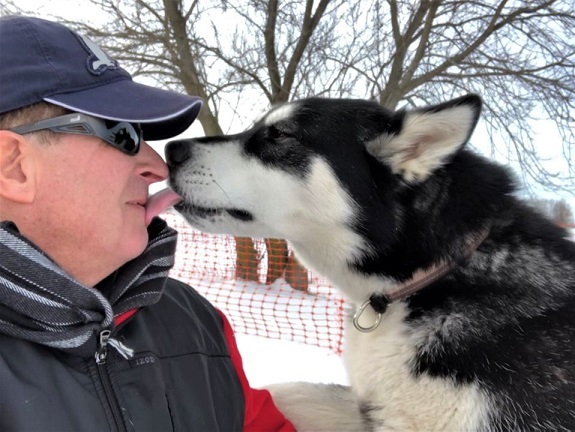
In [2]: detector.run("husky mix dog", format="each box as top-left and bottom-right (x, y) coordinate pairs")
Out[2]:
(165, 95), (575, 431)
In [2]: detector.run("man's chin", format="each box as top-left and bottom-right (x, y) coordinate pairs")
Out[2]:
(122, 230), (150, 264)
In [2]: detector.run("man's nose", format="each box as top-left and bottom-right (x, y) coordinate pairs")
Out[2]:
(137, 141), (169, 182)
(165, 140), (192, 166)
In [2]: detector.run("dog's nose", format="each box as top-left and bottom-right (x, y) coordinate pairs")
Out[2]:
(165, 140), (192, 166)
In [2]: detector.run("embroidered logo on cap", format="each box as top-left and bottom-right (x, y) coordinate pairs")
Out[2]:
(75, 33), (119, 75)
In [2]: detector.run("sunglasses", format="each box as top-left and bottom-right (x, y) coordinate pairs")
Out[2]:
(10, 113), (143, 155)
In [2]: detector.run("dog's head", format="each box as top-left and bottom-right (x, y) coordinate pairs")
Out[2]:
(166, 95), (481, 251)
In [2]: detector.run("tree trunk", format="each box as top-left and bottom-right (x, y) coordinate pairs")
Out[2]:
(264, 238), (288, 285)
(284, 252), (309, 292)
(235, 237), (260, 282)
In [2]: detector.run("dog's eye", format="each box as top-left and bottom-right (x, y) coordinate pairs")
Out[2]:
(268, 125), (292, 141)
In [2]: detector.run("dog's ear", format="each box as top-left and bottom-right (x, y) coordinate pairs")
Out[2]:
(366, 94), (481, 183)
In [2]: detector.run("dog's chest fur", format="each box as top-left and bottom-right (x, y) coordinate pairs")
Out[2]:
(344, 303), (490, 431)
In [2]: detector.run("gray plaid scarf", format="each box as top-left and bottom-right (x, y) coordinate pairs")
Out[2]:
(0, 217), (177, 357)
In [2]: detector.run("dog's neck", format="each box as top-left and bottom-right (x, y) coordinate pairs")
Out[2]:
(373, 226), (490, 309)
(291, 225), (491, 323)
(351, 226), (491, 332)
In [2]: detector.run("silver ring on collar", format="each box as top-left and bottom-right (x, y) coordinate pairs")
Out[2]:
(353, 299), (382, 333)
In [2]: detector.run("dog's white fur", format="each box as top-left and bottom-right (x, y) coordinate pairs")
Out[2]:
(269, 303), (491, 431)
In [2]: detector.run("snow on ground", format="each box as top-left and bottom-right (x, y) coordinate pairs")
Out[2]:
(236, 334), (349, 387)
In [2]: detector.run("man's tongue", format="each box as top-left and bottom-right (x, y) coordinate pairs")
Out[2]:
(145, 188), (182, 225)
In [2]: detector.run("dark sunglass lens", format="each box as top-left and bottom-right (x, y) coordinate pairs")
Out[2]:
(110, 123), (141, 155)
(114, 128), (136, 152)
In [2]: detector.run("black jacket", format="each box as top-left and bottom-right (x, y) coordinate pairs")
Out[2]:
(0, 278), (245, 431)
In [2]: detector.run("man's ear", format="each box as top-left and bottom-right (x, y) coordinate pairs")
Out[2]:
(0, 131), (36, 203)
(366, 94), (482, 183)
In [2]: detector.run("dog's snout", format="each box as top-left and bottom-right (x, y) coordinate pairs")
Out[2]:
(165, 140), (192, 166)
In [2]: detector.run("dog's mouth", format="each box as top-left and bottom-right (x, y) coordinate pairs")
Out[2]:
(226, 208), (254, 221)
(175, 201), (253, 222)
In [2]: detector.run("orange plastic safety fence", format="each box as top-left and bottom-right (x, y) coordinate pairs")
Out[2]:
(163, 209), (346, 354)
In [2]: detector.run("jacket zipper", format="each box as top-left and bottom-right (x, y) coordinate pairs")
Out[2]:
(95, 329), (128, 432)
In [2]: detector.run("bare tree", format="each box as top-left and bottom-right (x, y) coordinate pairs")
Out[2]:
(212, 1), (574, 194)
(3, 0), (573, 285)
(347, 1), (575, 194)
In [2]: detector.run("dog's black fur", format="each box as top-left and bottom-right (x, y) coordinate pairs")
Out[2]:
(166, 95), (575, 431)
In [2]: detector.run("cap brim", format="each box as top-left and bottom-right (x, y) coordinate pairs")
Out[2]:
(44, 79), (202, 141)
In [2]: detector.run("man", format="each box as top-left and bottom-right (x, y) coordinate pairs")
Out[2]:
(0, 15), (294, 431)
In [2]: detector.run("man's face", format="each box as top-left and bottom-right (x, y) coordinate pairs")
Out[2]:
(25, 133), (168, 286)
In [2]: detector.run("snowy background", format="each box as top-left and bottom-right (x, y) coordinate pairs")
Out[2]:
(236, 334), (349, 387)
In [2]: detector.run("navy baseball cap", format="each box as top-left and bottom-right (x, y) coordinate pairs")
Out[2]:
(0, 16), (202, 140)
